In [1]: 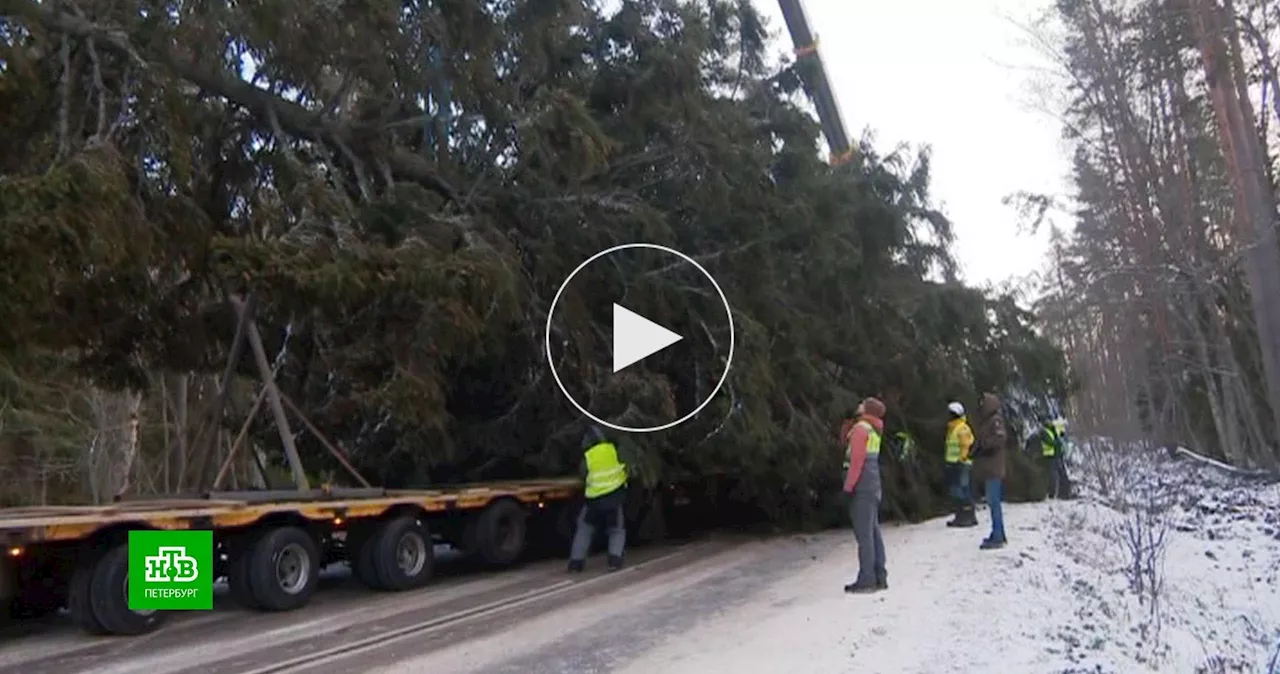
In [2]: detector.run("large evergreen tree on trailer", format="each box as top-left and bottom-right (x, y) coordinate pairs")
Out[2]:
(0, 0), (1067, 522)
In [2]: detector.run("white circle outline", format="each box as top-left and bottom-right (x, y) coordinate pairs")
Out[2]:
(544, 243), (736, 434)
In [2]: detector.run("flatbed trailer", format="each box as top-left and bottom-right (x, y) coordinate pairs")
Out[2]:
(0, 477), (583, 636)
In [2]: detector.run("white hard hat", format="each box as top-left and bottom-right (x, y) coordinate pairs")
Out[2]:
(947, 401), (965, 416)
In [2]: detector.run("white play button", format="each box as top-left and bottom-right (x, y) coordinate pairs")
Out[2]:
(612, 303), (683, 373)
(545, 243), (736, 433)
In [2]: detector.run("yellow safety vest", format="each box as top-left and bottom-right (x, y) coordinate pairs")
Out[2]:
(945, 417), (974, 465)
(843, 420), (882, 470)
(895, 431), (916, 460)
(584, 441), (627, 499)
(1041, 426), (1059, 457)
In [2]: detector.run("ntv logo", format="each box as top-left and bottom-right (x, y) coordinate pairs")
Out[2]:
(143, 546), (200, 583)
(128, 530), (212, 610)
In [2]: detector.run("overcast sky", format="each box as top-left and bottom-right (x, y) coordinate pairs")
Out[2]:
(750, 0), (1073, 290)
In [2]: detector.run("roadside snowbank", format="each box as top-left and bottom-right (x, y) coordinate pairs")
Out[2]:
(617, 449), (1280, 674)
(1044, 446), (1280, 673)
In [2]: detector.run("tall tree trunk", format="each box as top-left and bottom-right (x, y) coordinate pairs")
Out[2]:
(112, 391), (143, 499)
(1191, 0), (1280, 467)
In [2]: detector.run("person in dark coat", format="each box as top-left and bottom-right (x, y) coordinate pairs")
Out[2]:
(971, 392), (1009, 550)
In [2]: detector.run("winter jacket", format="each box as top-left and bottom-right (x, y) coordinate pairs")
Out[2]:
(843, 397), (886, 493)
(973, 393), (1009, 481)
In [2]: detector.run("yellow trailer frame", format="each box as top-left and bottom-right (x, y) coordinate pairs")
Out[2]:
(0, 478), (581, 546)
(0, 477), (584, 637)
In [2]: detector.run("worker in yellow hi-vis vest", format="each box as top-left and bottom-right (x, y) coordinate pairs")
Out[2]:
(1037, 416), (1072, 499)
(944, 401), (979, 529)
(568, 426), (629, 573)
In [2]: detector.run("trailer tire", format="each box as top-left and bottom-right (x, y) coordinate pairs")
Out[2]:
(473, 499), (528, 567)
(350, 526), (384, 590)
(227, 533), (262, 610)
(246, 527), (320, 612)
(93, 544), (167, 635)
(68, 544), (166, 636)
(370, 516), (434, 591)
(67, 556), (108, 635)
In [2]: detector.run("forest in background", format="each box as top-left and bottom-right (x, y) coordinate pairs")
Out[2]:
(0, 0), (1070, 522)
(1027, 0), (1280, 473)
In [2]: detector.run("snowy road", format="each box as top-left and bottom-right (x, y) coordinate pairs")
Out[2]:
(366, 483), (1280, 674)
(0, 540), (741, 674)
(360, 507), (1108, 674)
(1, 459), (1277, 674)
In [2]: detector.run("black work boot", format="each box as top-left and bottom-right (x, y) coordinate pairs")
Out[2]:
(606, 555), (624, 571)
(567, 559), (585, 573)
(945, 507), (962, 527)
(956, 507), (979, 528)
(875, 577), (888, 590)
(979, 536), (1007, 550)
(844, 581), (879, 594)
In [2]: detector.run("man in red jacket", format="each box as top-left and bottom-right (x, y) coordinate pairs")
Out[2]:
(842, 397), (888, 593)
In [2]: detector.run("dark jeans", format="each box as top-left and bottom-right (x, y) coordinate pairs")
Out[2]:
(946, 463), (973, 507)
(985, 478), (1006, 542)
(1044, 454), (1071, 498)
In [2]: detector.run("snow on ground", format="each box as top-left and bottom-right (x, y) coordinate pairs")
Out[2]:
(615, 448), (1280, 674)
(1044, 444), (1280, 673)
(371, 445), (1279, 674)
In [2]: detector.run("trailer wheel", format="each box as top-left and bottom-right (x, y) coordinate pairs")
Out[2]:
(67, 556), (107, 635)
(473, 499), (528, 567)
(347, 527), (384, 591)
(350, 529), (384, 591)
(227, 533), (262, 610)
(68, 544), (166, 636)
(370, 516), (434, 591)
(246, 527), (320, 612)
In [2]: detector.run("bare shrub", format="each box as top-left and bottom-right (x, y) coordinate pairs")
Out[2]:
(1074, 438), (1146, 503)
(1195, 653), (1256, 673)
(1114, 491), (1172, 618)
(1073, 439), (1174, 646)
